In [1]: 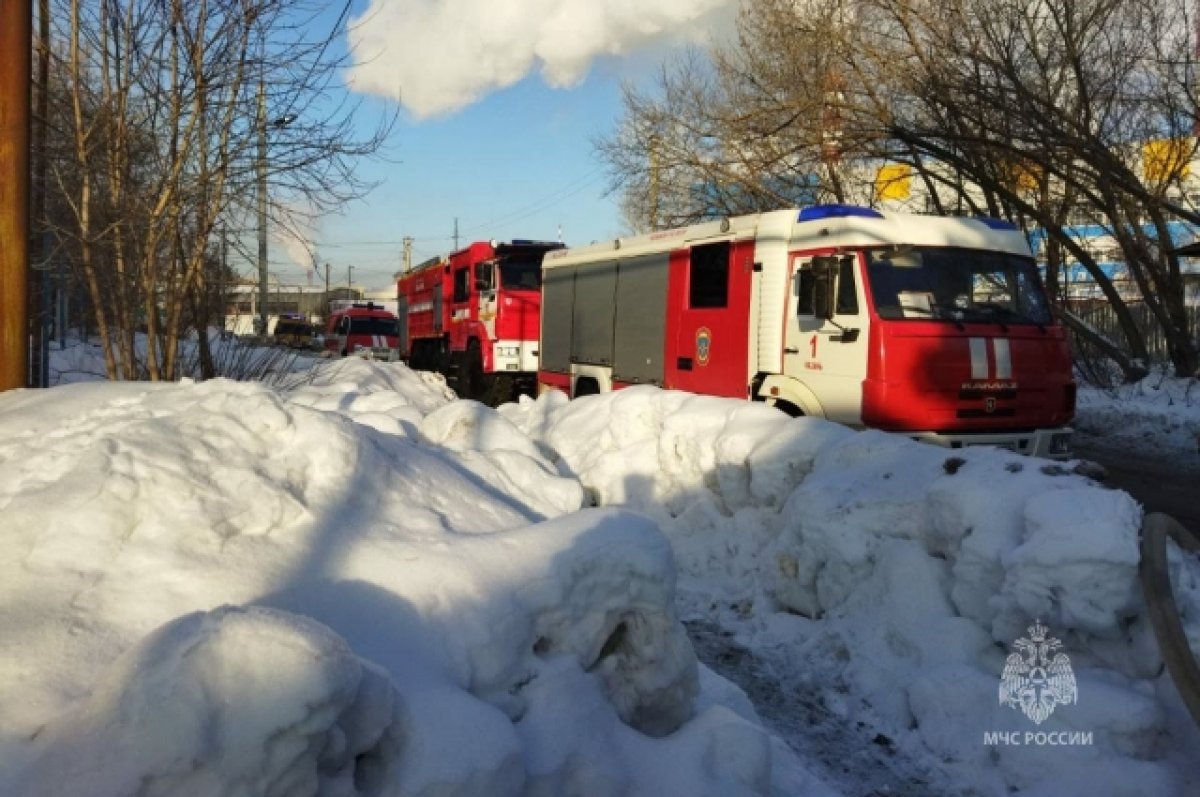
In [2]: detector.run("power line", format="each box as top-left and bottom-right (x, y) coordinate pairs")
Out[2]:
(458, 167), (607, 236)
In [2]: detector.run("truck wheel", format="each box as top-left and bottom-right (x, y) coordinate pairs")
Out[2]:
(461, 341), (484, 400)
(482, 374), (515, 407)
(573, 376), (600, 398)
(770, 399), (804, 418)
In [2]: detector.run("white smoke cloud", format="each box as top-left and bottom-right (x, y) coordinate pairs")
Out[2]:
(271, 200), (319, 280)
(346, 0), (737, 119)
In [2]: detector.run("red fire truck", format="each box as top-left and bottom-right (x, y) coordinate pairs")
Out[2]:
(323, 302), (400, 361)
(538, 205), (1075, 458)
(397, 239), (564, 402)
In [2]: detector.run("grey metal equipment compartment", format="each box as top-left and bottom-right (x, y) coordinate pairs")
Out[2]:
(541, 266), (576, 373)
(570, 261), (618, 365)
(612, 252), (669, 384)
(397, 296), (409, 353)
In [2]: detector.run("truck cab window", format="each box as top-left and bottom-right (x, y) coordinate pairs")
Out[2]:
(796, 268), (816, 315)
(453, 267), (470, 302)
(475, 262), (494, 291)
(689, 242), (730, 308)
(836, 256), (859, 315)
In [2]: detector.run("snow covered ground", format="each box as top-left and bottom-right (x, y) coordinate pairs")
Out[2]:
(2, 356), (1199, 796)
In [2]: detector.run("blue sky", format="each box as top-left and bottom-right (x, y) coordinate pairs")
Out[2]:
(312, 70), (628, 291)
(253, 0), (736, 292)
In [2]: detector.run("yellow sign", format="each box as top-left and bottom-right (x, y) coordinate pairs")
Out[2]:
(874, 163), (911, 202)
(1144, 138), (1193, 183)
(1003, 160), (1041, 194)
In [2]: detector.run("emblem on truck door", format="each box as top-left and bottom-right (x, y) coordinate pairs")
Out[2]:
(696, 327), (712, 366)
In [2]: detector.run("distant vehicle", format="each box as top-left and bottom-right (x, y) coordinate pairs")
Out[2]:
(538, 205), (1076, 459)
(324, 303), (400, 361)
(273, 315), (315, 349)
(396, 239), (564, 402)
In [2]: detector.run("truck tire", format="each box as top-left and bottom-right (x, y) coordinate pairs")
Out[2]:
(481, 374), (516, 407)
(460, 341), (484, 400)
(770, 399), (804, 418)
(573, 376), (600, 398)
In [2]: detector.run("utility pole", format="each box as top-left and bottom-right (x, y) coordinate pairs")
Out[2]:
(30, 0), (50, 386)
(0, 0), (32, 391)
(219, 225), (228, 332)
(403, 236), (413, 272)
(453, 218), (460, 251)
(322, 262), (331, 321)
(347, 265), (354, 298)
(256, 77), (269, 338)
(648, 134), (660, 231)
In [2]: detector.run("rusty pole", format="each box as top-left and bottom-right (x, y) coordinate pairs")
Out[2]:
(0, 0), (33, 391)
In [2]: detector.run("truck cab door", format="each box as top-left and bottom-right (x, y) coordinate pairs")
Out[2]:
(475, 260), (497, 341)
(782, 253), (868, 424)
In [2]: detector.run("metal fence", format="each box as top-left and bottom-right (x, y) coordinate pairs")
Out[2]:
(1065, 301), (1200, 364)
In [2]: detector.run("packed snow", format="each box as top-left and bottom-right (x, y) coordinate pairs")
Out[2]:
(2, 357), (1199, 796)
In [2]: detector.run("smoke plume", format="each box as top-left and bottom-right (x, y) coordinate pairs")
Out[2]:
(346, 0), (735, 118)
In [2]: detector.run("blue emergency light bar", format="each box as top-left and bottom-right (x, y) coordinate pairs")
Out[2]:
(975, 217), (1019, 231)
(798, 205), (884, 221)
(508, 239), (564, 247)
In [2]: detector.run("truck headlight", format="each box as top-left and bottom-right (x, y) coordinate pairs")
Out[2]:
(1049, 433), (1072, 456)
(496, 345), (519, 357)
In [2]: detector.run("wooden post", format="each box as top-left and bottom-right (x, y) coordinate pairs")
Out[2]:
(0, 0), (33, 390)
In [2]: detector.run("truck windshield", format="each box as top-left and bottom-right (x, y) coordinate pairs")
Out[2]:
(349, 317), (398, 336)
(498, 258), (542, 290)
(866, 247), (1051, 325)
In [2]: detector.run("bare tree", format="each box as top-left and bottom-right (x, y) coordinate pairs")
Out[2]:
(46, 0), (391, 380)
(600, 0), (1200, 377)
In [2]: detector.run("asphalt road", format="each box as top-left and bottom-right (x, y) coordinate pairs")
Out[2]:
(1072, 439), (1200, 537)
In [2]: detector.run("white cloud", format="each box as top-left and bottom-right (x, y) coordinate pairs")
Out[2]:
(346, 0), (736, 119)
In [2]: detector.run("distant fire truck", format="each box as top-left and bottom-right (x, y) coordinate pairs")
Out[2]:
(323, 302), (400, 361)
(538, 205), (1075, 458)
(397, 239), (564, 401)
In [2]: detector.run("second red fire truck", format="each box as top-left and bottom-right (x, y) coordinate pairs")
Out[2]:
(323, 302), (400, 360)
(397, 239), (564, 402)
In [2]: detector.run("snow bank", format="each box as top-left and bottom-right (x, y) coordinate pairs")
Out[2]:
(0, 372), (804, 796)
(502, 386), (1200, 796)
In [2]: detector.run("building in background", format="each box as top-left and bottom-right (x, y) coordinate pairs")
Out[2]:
(222, 282), (361, 336)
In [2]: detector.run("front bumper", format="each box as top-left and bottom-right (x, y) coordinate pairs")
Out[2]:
(491, 340), (539, 374)
(354, 345), (399, 362)
(909, 427), (1073, 460)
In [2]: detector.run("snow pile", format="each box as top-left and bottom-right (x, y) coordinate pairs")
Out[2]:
(502, 386), (1200, 796)
(16, 606), (404, 797)
(288, 356), (457, 436)
(0, 373), (811, 796)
